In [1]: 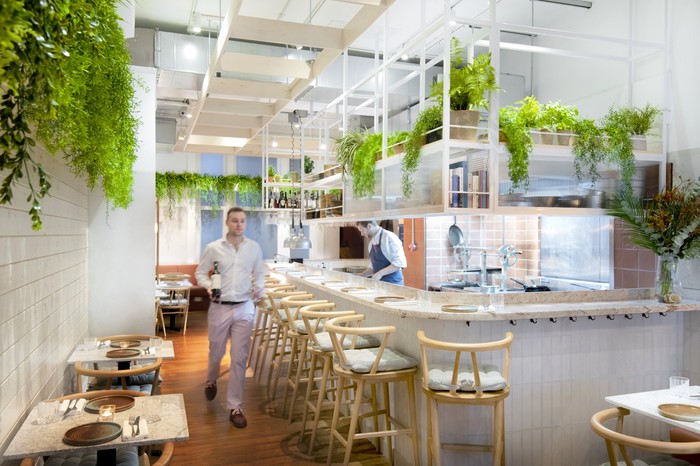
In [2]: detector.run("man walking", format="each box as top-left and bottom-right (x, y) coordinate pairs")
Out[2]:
(196, 207), (265, 428)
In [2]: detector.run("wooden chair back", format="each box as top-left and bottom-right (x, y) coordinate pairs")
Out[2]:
(298, 302), (353, 346)
(591, 407), (700, 465)
(324, 314), (395, 375)
(417, 330), (513, 398)
(75, 358), (163, 396)
(279, 294), (328, 324)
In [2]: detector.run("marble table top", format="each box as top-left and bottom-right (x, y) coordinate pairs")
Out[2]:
(67, 340), (175, 364)
(606, 388), (700, 434)
(271, 265), (700, 321)
(4, 394), (189, 460)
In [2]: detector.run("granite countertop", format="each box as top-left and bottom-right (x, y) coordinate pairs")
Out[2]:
(268, 264), (700, 321)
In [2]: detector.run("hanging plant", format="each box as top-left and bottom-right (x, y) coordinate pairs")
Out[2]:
(155, 172), (262, 218)
(0, 0), (141, 230)
(403, 105), (443, 198)
(351, 132), (382, 198)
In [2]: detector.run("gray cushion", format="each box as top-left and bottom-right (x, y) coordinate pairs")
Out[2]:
(43, 446), (139, 466)
(599, 455), (691, 466)
(314, 332), (380, 352)
(339, 347), (418, 374)
(426, 364), (506, 392)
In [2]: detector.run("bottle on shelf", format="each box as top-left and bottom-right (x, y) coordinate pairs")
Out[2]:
(211, 261), (221, 299)
(291, 192), (298, 209)
(280, 191), (287, 208)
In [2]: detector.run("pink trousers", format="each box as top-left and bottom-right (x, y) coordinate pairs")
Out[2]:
(207, 300), (254, 410)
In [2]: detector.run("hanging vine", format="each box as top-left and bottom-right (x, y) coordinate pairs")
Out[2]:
(155, 172), (262, 218)
(0, 0), (141, 230)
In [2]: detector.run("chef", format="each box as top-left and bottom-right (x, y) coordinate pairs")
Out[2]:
(356, 220), (407, 285)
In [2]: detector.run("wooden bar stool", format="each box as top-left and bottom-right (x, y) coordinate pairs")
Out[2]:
(274, 294), (328, 412)
(324, 314), (420, 466)
(297, 304), (381, 454)
(247, 280), (286, 372)
(417, 330), (513, 466)
(254, 286), (304, 385)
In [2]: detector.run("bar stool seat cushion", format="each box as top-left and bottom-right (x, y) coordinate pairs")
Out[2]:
(292, 318), (318, 335)
(339, 347), (418, 373)
(599, 455), (691, 466)
(43, 446), (139, 466)
(427, 364), (506, 392)
(314, 332), (380, 352)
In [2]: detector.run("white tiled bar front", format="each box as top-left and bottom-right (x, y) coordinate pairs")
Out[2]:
(272, 265), (700, 466)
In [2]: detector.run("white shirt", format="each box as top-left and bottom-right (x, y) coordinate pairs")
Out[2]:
(195, 236), (265, 302)
(367, 227), (407, 269)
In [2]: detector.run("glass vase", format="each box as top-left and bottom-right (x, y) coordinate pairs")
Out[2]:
(656, 254), (682, 303)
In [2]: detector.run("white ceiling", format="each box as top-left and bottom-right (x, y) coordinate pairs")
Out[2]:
(132, 0), (573, 157)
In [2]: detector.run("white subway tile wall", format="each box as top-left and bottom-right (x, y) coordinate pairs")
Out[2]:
(0, 146), (88, 458)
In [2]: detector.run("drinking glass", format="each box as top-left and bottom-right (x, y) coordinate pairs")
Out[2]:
(83, 336), (97, 350)
(144, 397), (162, 423)
(36, 401), (59, 425)
(670, 376), (690, 397)
(149, 337), (163, 348)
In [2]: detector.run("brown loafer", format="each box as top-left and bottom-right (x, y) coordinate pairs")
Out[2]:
(205, 382), (217, 401)
(230, 409), (247, 428)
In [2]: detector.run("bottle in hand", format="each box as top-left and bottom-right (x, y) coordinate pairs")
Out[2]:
(211, 261), (221, 299)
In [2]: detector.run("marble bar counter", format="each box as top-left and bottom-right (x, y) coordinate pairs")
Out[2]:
(268, 263), (700, 321)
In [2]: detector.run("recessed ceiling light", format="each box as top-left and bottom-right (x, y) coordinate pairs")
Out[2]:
(271, 137), (279, 148)
(401, 54), (409, 60)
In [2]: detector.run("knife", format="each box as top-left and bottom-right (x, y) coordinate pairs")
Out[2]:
(134, 415), (141, 436)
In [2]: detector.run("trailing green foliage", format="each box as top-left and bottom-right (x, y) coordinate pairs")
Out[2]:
(351, 132), (382, 198)
(403, 105), (443, 198)
(572, 117), (608, 185)
(0, 0), (141, 230)
(387, 130), (410, 156)
(538, 101), (579, 131)
(304, 155), (314, 174)
(499, 106), (533, 190)
(334, 129), (368, 182)
(155, 172), (262, 218)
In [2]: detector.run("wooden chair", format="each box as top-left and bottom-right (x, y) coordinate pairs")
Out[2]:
(19, 390), (175, 466)
(273, 294), (328, 410)
(297, 303), (359, 454)
(417, 330), (513, 466)
(75, 358), (163, 396)
(156, 286), (190, 337)
(324, 314), (420, 466)
(254, 286), (305, 384)
(591, 407), (700, 466)
(246, 281), (287, 371)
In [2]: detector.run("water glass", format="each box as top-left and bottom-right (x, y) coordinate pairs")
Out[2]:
(36, 400), (59, 425)
(144, 397), (162, 422)
(83, 336), (97, 350)
(149, 337), (163, 348)
(670, 376), (690, 397)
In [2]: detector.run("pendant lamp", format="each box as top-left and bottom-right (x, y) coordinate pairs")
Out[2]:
(283, 110), (311, 249)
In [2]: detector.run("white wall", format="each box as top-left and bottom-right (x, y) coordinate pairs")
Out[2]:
(0, 146), (89, 460)
(88, 66), (157, 335)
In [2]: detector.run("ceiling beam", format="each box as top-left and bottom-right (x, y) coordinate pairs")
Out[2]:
(202, 98), (276, 116)
(192, 125), (255, 139)
(196, 113), (263, 128)
(219, 52), (311, 79)
(230, 16), (344, 51)
(208, 77), (292, 101)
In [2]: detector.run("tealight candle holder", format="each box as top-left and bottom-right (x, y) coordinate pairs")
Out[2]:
(98, 404), (116, 422)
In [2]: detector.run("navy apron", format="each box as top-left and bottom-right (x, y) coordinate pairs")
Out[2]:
(369, 230), (404, 285)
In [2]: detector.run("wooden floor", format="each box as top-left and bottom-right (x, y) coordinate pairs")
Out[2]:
(159, 311), (390, 466)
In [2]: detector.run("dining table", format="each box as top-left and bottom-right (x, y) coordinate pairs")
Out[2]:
(3, 394), (189, 466)
(606, 387), (700, 434)
(67, 339), (175, 366)
(156, 279), (192, 330)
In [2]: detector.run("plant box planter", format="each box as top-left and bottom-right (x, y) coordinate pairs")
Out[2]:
(450, 110), (480, 140)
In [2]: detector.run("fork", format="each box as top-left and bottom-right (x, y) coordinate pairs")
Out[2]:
(128, 415), (138, 436)
(63, 399), (77, 418)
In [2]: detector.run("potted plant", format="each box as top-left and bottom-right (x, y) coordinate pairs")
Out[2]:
(403, 105), (443, 198)
(387, 130), (410, 156)
(538, 101), (579, 145)
(334, 129), (369, 182)
(613, 104), (661, 150)
(429, 37), (499, 140)
(601, 107), (637, 194)
(267, 165), (276, 182)
(304, 155), (315, 174)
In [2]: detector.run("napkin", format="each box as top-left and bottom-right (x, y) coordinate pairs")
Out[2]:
(382, 300), (418, 306)
(121, 418), (149, 441)
(60, 398), (86, 416)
